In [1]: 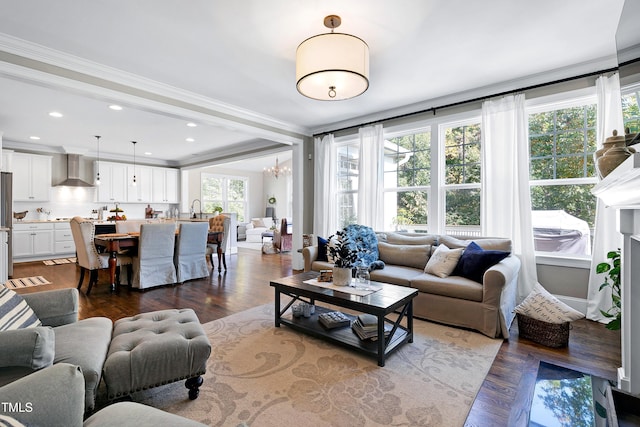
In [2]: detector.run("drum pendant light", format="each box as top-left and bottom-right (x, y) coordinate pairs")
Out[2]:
(296, 15), (369, 101)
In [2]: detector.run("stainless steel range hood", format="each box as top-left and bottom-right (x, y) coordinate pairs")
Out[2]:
(55, 154), (94, 187)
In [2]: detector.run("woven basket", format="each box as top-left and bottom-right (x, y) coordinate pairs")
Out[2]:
(516, 314), (570, 348)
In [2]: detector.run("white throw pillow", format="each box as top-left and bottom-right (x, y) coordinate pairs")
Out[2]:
(514, 283), (584, 324)
(424, 244), (464, 278)
(0, 286), (42, 331)
(250, 218), (265, 228)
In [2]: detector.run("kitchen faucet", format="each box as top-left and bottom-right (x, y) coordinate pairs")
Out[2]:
(191, 199), (202, 219)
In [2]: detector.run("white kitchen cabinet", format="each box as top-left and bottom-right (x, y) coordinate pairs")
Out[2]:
(54, 222), (75, 255)
(96, 161), (127, 203)
(13, 222), (54, 258)
(127, 165), (152, 203)
(12, 153), (52, 201)
(152, 167), (179, 203)
(1, 150), (13, 172)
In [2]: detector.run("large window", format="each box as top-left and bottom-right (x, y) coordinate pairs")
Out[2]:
(201, 174), (248, 222)
(528, 99), (597, 256)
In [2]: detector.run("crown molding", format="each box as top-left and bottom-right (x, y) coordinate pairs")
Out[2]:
(0, 33), (310, 138)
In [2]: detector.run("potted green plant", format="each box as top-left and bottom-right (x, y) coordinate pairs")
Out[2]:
(213, 206), (223, 216)
(597, 249), (621, 330)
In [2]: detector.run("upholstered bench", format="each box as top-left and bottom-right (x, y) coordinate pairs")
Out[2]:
(103, 309), (211, 401)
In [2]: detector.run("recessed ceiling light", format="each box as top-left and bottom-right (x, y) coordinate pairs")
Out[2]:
(186, 138), (195, 142)
(144, 152), (152, 156)
(109, 104), (123, 111)
(186, 122), (197, 127)
(49, 111), (63, 118)
(29, 136), (40, 140)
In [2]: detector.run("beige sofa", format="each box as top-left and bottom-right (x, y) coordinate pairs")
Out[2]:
(302, 232), (521, 339)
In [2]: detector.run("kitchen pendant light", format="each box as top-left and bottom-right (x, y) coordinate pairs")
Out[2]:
(296, 15), (369, 100)
(131, 141), (137, 186)
(95, 135), (101, 186)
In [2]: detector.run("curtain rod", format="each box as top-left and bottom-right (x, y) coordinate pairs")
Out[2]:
(314, 65), (620, 137)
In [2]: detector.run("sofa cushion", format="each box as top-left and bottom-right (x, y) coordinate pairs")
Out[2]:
(439, 236), (512, 252)
(411, 273), (484, 302)
(378, 241), (431, 270)
(424, 244), (464, 278)
(250, 218), (266, 228)
(317, 236), (329, 262)
(0, 287), (42, 331)
(514, 283), (584, 324)
(53, 317), (113, 412)
(453, 241), (510, 283)
(378, 232), (438, 246)
(369, 265), (423, 287)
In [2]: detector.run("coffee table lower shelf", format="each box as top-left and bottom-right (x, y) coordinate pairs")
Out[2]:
(278, 306), (410, 366)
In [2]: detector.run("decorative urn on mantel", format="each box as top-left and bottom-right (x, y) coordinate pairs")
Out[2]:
(595, 130), (636, 179)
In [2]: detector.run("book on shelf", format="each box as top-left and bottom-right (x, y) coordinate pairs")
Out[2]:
(351, 318), (392, 341)
(318, 311), (351, 329)
(358, 313), (378, 327)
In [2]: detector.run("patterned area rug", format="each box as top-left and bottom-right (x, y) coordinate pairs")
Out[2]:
(4, 276), (51, 288)
(42, 258), (77, 266)
(133, 304), (502, 426)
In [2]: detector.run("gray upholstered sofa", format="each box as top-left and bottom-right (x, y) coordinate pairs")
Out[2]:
(302, 232), (521, 339)
(0, 363), (206, 427)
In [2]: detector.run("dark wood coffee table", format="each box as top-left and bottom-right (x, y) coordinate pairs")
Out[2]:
(270, 271), (418, 367)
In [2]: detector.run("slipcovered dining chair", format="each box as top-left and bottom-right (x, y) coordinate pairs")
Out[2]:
(174, 222), (209, 283)
(206, 215), (230, 272)
(273, 217), (293, 252)
(70, 216), (132, 295)
(131, 223), (177, 289)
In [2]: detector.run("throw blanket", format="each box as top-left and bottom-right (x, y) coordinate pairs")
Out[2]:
(342, 224), (379, 267)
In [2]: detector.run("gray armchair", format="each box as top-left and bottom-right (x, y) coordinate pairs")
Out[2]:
(0, 288), (112, 413)
(0, 363), (206, 427)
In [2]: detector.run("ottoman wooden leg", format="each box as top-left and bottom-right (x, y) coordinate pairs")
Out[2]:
(185, 376), (203, 400)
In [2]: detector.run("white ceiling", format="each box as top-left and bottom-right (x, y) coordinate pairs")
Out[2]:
(0, 0), (634, 169)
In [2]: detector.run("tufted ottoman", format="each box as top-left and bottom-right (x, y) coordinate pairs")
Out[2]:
(103, 309), (211, 401)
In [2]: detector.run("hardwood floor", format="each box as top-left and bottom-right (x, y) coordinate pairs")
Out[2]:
(12, 250), (621, 426)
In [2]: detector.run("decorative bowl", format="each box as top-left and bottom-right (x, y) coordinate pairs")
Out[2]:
(13, 211), (28, 220)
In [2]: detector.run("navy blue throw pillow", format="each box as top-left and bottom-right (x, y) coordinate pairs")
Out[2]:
(317, 236), (328, 262)
(454, 241), (510, 283)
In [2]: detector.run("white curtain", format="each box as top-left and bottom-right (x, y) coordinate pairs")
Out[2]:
(586, 73), (624, 322)
(357, 124), (385, 230)
(481, 94), (537, 302)
(313, 134), (338, 238)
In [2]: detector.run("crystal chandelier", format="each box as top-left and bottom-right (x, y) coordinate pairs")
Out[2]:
(263, 157), (291, 179)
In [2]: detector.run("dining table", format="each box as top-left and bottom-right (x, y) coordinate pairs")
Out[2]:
(94, 230), (224, 292)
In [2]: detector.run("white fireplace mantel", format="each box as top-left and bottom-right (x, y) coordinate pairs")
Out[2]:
(592, 151), (640, 395)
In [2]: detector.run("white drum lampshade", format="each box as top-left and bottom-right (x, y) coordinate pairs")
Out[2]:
(296, 15), (369, 101)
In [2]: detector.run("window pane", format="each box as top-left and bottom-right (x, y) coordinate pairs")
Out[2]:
(445, 189), (480, 235)
(622, 91), (640, 134)
(338, 193), (357, 229)
(227, 179), (245, 201)
(444, 124), (481, 184)
(227, 201), (245, 223)
(337, 143), (359, 192)
(531, 184), (595, 256)
(384, 190), (428, 233)
(385, 131), (431, 187)
(529, 104), (596, 180)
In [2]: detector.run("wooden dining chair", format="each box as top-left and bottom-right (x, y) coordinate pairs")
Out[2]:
(174, 222), (209, 283)
(273, 217), (293, 252)
(70, 216), (132, 294)
(206, 215), (229, 272)
(131, 223), (177, 289)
